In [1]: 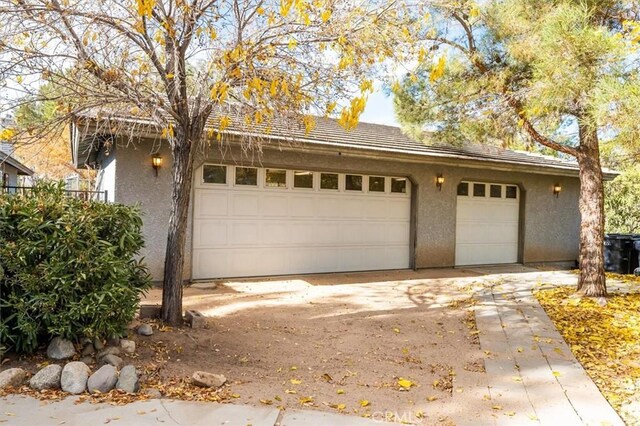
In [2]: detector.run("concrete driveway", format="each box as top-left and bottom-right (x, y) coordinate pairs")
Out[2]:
(139, 266), (621, 425)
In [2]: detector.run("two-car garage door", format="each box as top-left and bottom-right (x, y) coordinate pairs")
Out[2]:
(192, 165), (411, 279)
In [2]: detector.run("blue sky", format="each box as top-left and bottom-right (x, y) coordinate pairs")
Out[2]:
(360, 88), (398, 127)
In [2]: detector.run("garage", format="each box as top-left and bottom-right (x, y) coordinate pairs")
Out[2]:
(455, 181), (520, 266)
(192, 164), (412, 279)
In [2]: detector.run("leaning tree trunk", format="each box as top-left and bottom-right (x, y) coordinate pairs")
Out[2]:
(162, 128), (196, 325)
(575, 123), (607, 297)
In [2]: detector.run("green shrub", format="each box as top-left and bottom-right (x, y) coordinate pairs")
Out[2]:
(0, 182), (151, 353)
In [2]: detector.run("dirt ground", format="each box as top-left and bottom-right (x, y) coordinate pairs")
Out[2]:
(137, 268), (494, 424)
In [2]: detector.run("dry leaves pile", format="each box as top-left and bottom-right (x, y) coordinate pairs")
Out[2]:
(536, 286), (640, 422)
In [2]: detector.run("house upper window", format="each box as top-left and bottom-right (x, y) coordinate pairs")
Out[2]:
(320, 173), (338, 190)
(235, 167), (258, 186)
(203, 165), (226, 184)
(369, 176), (385, 192)
(457, 182), (469, 196)
(490, 184), (502, 198)
(294, 171), (313, 189)
(265, 169), (287, 188)
(391, 178), (407, 193)
(506, 185), (518, 199)
(345, 174), (363, 191)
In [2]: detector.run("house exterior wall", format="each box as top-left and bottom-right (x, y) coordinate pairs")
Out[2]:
(1, 163), (19, 187)
(96, 149), (117, 203)
(111, 138), (581, 281)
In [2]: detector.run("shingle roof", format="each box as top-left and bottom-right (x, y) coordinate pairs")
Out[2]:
(0, 151), (34, 176)
(72, 111), (615, 177)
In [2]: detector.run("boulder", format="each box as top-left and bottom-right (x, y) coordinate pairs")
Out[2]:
(96, 347), (120, 360)
(120, 339), (136, 355)
(93, 338), (105, 351)
(143, 388), (162, 399)
(116, 365), (139, 393)
(80, 356), (95, 366)
(137, 324), (153, 336)
(106, 335), (121, 347)
(87, 365), (118, 393)
(99, 354), (124, 370)
(81, 344), (96, 357)
(0, 368), (26, 389)
(191, 371), (226, 388)
(47, 337), (76, 360)
(29, 364), (62, 390)
(61, 362), (90, 394)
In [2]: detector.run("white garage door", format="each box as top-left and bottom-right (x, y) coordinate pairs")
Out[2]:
(192, 164), (411, 279)
(455, 181), (520, 266)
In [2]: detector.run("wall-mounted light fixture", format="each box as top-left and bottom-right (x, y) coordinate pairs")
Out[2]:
(152, 153), (163, 177)
(553, 183), (562, 198)
(436, 174), (445, 191)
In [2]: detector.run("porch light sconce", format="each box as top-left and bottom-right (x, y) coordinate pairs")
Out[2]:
(553, 183), (562, 198)
(151, 153), (163, 177)
(436, 174), (445, 191)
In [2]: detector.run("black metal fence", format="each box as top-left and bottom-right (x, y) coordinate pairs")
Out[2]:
(0, 186), (109, 202)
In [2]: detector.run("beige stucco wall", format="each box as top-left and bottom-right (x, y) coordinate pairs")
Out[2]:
(110, 138), (581, 281)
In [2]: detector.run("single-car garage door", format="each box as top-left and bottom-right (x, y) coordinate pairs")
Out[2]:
(192, 164), (411, 279)
(455, 181), (520, 266)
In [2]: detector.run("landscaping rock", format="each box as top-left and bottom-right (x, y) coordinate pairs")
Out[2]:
(29, 364), (62, 390)
(61, 362), (90, 394)
(137, 324), (153, 336)
(191, 371), (226, 388)
(0, 368), (26, 389)
(120, 339), (135, 355)
(80, 356), (95, 366)
(106, 335), (121, 347)
(93, 338), (104, 351)
(96, 346), (120, 360)
(81, 344), (96, 357)
(80, 337), (93, 347)
(99, 354), (124, 370)
(47, 337), (76, 360)
(143, 388), (162, 399)
(87, 365), (118, 393)
(116, 365), (139, 393)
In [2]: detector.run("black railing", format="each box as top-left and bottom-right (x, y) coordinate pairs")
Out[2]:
(1, 186), (109, 202)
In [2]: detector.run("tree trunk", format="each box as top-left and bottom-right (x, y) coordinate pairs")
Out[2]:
(576, 123), (607, 297)
(161, 128), (196, 325)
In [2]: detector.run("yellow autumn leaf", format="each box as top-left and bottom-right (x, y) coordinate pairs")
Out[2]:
(430, 56), (446, 82)
(0, 128), (16, 141)
(290, 366), (297, 371)
(336, 389), (345, 394)
(285, 389), (297, 394)
(552, 371), (561, 377)
(299, 396), (314, 405)
(290, 378), (302, 385)
(426, 395), (438, 402)
(359, 400), (370, 407)
(398, 378), (415, 389)
(321, 9), (332, 22)
(136, 0), (156, 17)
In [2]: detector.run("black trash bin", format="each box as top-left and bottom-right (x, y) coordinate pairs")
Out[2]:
(633, 237), (640, 276)
(604, 234), (635, 274)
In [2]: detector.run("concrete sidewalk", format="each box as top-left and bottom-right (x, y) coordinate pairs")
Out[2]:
(472, 268), (623, 426)
(1, 394), (396, 426)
